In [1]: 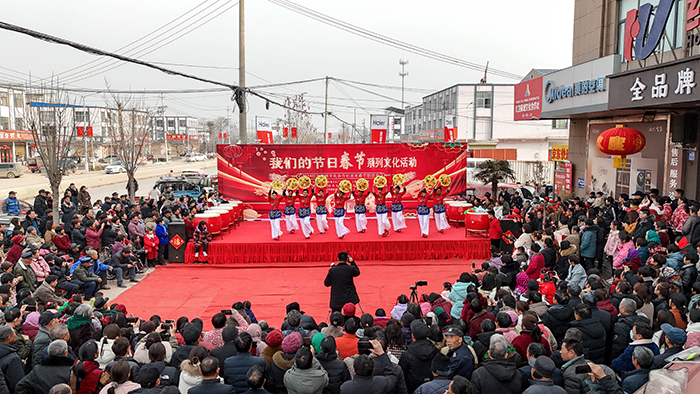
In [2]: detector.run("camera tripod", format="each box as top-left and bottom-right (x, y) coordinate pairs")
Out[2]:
(409, 286), (420, 304)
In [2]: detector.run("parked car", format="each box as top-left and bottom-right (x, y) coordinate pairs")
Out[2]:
(0, 198), (33, 225)
(185, 153), (206, 162)
(105, 161), (127, 174)
(58, 159), (78, 174)
(98, 155), (120, 163)
(0, 162), (24, 178)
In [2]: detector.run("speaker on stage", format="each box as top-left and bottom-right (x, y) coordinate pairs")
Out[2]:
(167, 221), (187, 263)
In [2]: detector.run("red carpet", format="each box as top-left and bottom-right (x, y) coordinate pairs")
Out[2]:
(112, 259), (481, 330)
(184, 219), (490, 264)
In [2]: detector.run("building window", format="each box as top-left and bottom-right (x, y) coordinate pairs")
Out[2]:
(156, 119), (164, 127)
(0, 93), (8, 107)
(179, 119), (187, 128)
(0, 117), (8, 130)
(551, 119), (568, 129)
(476, 92), (492, 109)
(12, 94), (23, 108)
(167, 119), (175, 129)
(75, 111), (89, 123)
(616, 0), (683, 60)
(15, 118), (24, 130)
(40, 111), (54, 123)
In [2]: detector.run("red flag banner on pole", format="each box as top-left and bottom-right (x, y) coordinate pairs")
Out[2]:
(77, 126), (84, 137)
(291, 127), (297, 138)
(219, 132), (227, 139)
(444, 118), (454, 142)
(86, 126), (93, 138)
(283, 127), (288, 138)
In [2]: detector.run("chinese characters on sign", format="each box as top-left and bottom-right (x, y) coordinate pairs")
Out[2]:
(548, 146), (569, 161)
(545, 77), (605, 104)
(0, 131), (32, 140)
(513, 77), (543, 121)
(268, 152), (419, 170)
(630, 70), (695, 101)
(666, 139), (683, 196)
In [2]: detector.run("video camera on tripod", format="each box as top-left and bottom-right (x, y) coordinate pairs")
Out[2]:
(409, 280), (427, 303)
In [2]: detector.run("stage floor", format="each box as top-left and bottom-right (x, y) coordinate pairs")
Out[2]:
(184, 218), (491, 264)
(112, 258), (481, 329)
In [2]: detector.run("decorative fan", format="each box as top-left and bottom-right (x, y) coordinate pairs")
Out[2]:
(392, 174), (405, 186)
(286, 178), (299, 191)
(315, 175), (328, 188)
(439, 174), (452, 187)
(339, 180), (352, 193)
(424, 175), (437, 188)
(374, 175), (387, 188)
(270, 181), (285, 190)
(356, 178), (369, 191)
(299, 175), (312, 190)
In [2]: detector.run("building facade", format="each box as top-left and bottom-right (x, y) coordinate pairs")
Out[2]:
(405, 83), (569, 160)
(0, 85), (30, 162)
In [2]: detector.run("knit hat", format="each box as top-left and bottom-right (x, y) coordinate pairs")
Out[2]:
(247, 324), (262, 342)
(11, 235), (24, 244)
(182, 324), (201, 344)
(282, 332), (302, 354)
(506, 311), (519, 328)
(265, 329), (283, 347)
(311, 332), (325, 354)
(342, 303), (356, 317)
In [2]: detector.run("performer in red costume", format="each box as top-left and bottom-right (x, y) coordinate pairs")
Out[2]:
(417, 188), (432, 238)
(390, 184), (407, 232)
(296, 188), (315, 239)
(282, 189), (300, 234)
(268, 190), (283, 240)
(373, 185), (391, 237)
(333, 190), (351, 239)
(314, 188), (329, 234)
(353, 189), (369, 233)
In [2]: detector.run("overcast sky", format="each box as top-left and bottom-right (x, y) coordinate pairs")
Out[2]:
(0, 0), (574, 134)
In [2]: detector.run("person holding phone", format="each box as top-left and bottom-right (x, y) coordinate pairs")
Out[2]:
(324, 252), (360, 312)
(559, 338), (591, 394)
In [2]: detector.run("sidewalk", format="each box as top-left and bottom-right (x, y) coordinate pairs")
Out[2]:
(1, 160), (216, 200)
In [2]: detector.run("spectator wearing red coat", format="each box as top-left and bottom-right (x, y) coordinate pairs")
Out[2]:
(526, 244), (545, 281)
(467, 298), (496, 341)
(488, 210), (503, 251)
(53, 226), (71, 254)
(143, 227), (159, 267)
(511, 313), (551, 361)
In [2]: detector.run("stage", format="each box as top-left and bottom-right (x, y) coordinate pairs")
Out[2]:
(184, 218), (491, 264)
(112, 258), (481, 330)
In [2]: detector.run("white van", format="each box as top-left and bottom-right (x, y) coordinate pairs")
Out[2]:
(466, 158), (491, 182)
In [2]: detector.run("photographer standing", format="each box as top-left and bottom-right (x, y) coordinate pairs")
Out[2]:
(324, 252), (360, 312)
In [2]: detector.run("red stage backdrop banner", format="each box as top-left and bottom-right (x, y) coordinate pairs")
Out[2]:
(217, 143), (469, 212)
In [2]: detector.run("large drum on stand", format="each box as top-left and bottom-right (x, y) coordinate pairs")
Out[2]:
(465, 211), (489, 233)
(230, 201), (243, 223)
(195, 213), (222, 235)
(208, 207), (232, 231)
(447, 202), (472, 226)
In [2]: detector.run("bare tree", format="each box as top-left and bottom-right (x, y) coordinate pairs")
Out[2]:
(104, 91), (151, 200)
(283, 94), (318, 144)
(25, 82), (78, 221)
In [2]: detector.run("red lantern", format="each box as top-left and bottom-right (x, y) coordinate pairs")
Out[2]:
(596, 126), (646, 157)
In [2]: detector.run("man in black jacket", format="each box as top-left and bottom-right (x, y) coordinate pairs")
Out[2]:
(541, 292), (574, 345)
(190, 357), (235, 394)
(471, 319), (501, 365)
(324, 252), (360, 312)
(109, 248), (138, 288)
(340, 340), (397, 394)
(0, 326), (24, 393)
(470, 335), (521, 394)
(568, 303), (606, 364)
(611, 298), (650, 361)
(15, 339), (73, 394)
(212, 325), (238, 378)
(33, 190), (49, 218)
(316, 336), (350, 394)
(399, 321), (438, 394)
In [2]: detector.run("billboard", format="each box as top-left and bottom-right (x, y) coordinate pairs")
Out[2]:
(513, 77), (543, 121)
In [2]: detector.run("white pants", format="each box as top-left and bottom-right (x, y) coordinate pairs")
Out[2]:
(270, 218), (283, 239)
(355, 213), (367, 232)
(377, 213), (391, 235)
(391, 211), (407, 231)
(335, 216), (350, 238)
(300, 216), (314, 238)
(418, 214), (430, 236)
(435, 212), (450, 231)
(285, 214), (299, 232)
(316, 214), (329, 233)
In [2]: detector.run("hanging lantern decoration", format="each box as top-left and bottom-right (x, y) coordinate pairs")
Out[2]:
(596, 125), (646, 168)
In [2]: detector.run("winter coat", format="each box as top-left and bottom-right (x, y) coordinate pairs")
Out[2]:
(632, 216), (655, 240)
(31, 326), (52, 368)
(529, 302), (548, 318)
(54, 233), (71, 253)
(13, 261), (38, 292)
(522, 380), (567, 394)
(541, 247), (557, 269)
(448, 282), (472, 319)
(100, 226), (118, 247)
(512, 333), (551, 361)
(188, 378), (236, 394)
(596, 299), (617, 319)
(468, 311), (496, 341)
(316, 350), (350, 394)
(470, 358), (521, 394)
(95, 338), (117, 369)
(613, 241), (634, 269)
(489, 218), (503, 240)
(143, 232), (159, 260)
(224, 352), (267, 394)
(15, 355), (73, 394)
(284, 358), (329, 394)
(604, 230), (620, 257)
(561, 356), (591, 394)
(542, 304), (574, 345)
(680, 264), (698, 296)
(339, 354), (397, 394)
(398, 339), (438, 394)
(72, 226), (87, 248)
(413, 378), (450, 394)
(86, 227), (103, 250)
(97, 381), (141, 394)
(266, 351), (296, 394)
(611, 313), (650, 361)
(621, 368), (649, 394)
(526, 254), (545, 281)
(446, 343), (474, 380)
(579, 226), (597, 258)
(472, 331), (502, 364)
(156, 224), (169, 245)
(612, 340), (659, 373)
(78, 190), (91, 207)
(33, 281), (64, 312)
(194, 227), (212, 246)
(686, 323), (700, 349)
(564, 263), (586, 290)
(391, 303), (408, 320)
(569, 317), (606, 364)
(179, 359), (204, 394)
(323, 262), (360, 311)
(0, 343), (24, 392)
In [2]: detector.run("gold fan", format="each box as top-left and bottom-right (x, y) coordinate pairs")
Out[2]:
(286, 178), (299, 191)
(356, 178), (369, 191)
(339, 180), (352, 193)
(298, 175), (312, 190)
(315, 175), (328, 188)
(374, 175), (387, 188)
(424, 175), (437, 188)
(392, 174), (405, 186)
(439, 174), (452, 187)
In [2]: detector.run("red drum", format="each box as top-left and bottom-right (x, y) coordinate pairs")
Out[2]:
(220, 204), (238, 227)
(447, 202), (472, 225)
(230, 202), (242, 222)
(445, 201), (457, 222)
(209, 208), (231, 229)
(195, 213), (222, 235)
(465, 211), (489, 232)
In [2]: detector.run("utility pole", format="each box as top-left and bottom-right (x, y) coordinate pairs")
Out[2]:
(352, 108), (356, 143)
(399, 59), (409, 111)
(324, 76), (329, 144)
(161, 94), (169, 163)
(238, 0), (247, 143)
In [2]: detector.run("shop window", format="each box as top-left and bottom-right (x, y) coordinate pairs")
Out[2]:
(0, 117), (9, 130)
(0, 93), (8, 107)
(167, 119), (175, 129)
(15, 118), (24, 130)
(551, 119), (569, 129)
(12, 94), (23, 108)
(476, 92), (492, 109)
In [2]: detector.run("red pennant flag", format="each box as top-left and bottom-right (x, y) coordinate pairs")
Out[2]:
(77, 126), (84, 137)
(86, 127), (93, 137)
(283, 127), (288, 138)
(291, 127), (297, 138)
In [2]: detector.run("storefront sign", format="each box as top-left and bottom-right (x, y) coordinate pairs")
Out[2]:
(609, 57), (700, 109)
(0, 130), (32, 141)
(666, 140), (683, 196)
(513, 77), (542, 121)
(548, 146), (569, 161)
(624, 0), (675, 61)
(540, 55), (620, 118)
(370, 115), (388, 143)
(166, 134), (188, 141)
(554, 162), (572, 195)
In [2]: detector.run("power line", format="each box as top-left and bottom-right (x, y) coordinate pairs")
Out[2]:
(267, 0), (523, 80)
